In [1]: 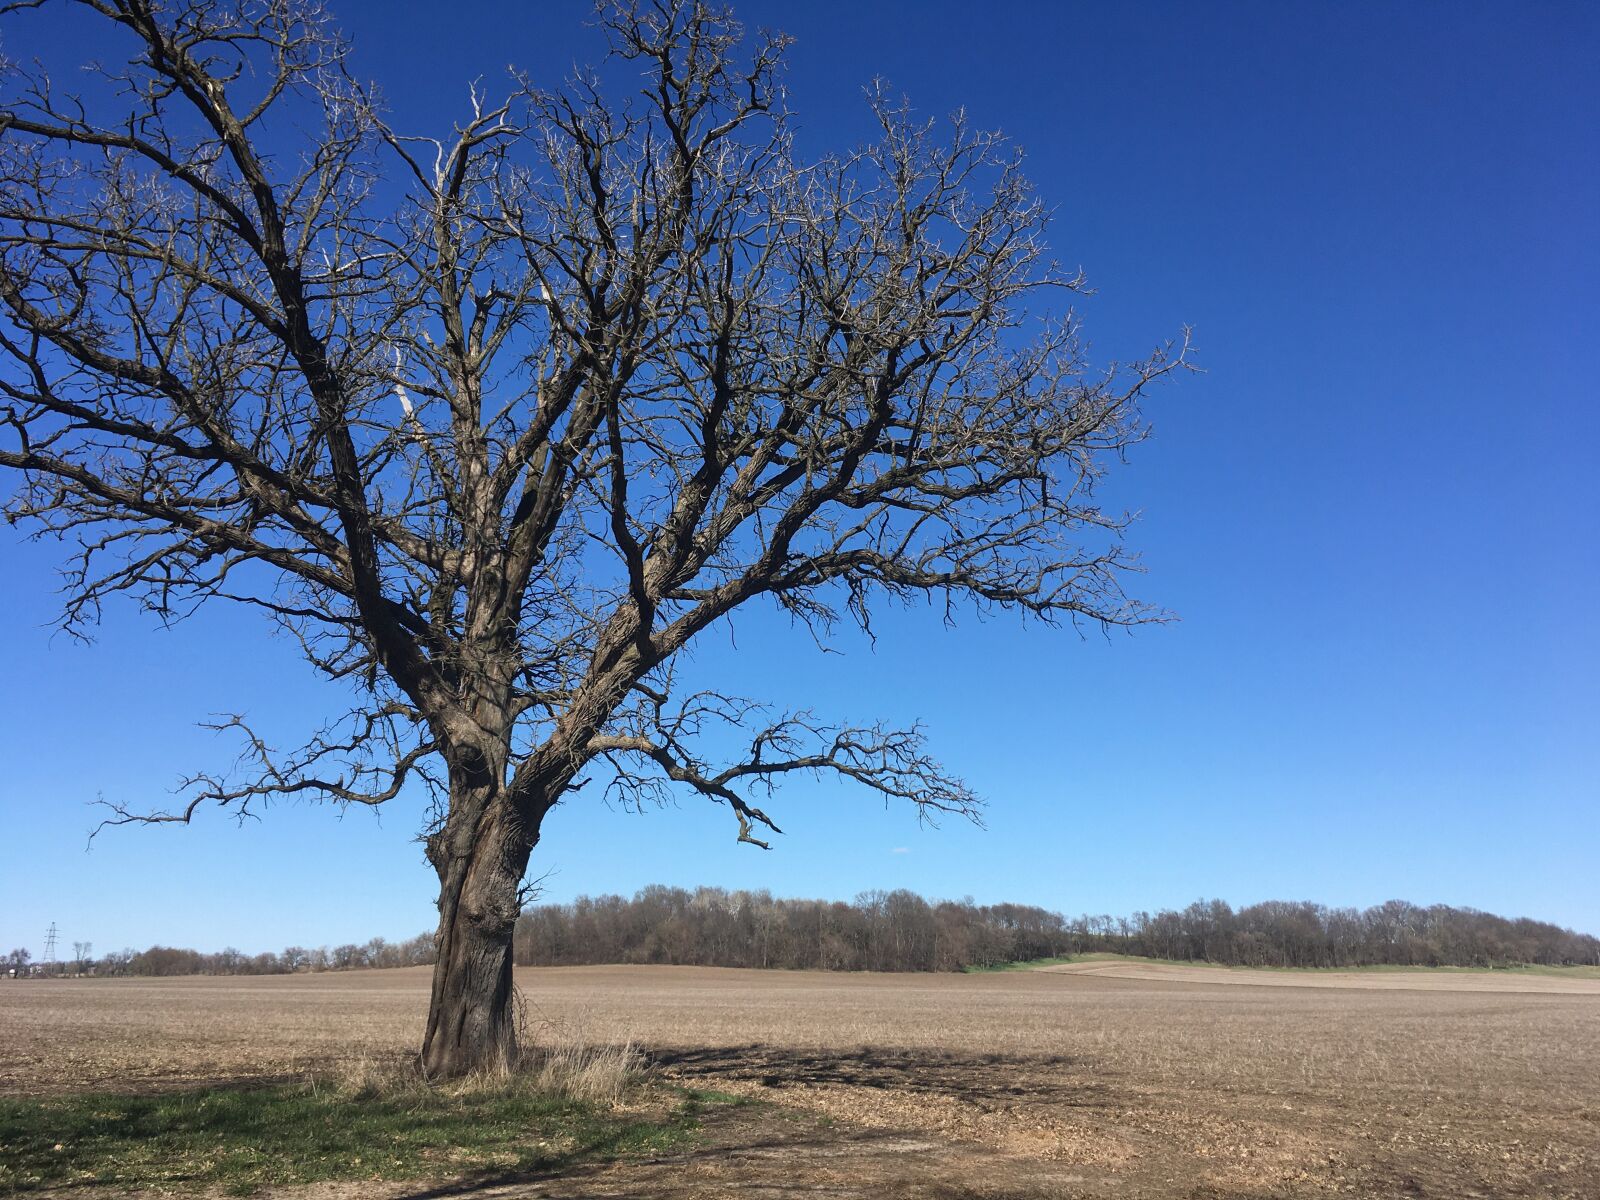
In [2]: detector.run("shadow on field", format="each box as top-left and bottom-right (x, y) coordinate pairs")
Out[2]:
(652, 1043), (1117, 1109)
(362, 1049), (1117, 1200)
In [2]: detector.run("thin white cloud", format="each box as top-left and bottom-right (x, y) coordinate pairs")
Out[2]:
(890, 847), (911, 855)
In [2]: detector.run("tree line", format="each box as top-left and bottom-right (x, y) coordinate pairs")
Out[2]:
(5, 934), (437, 978)
(13, 889), (1594, 978)
(510, 888), (1600, 971)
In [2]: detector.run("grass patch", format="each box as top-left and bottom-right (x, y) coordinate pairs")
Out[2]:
(0, 1075), (699, 1194)
(964, 955), (1076, 973)
(675, 1087), (749, 1111)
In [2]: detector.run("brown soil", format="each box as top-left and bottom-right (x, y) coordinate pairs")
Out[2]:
(1037, 958), (1600, 991)
(4, 962), (1597, 1198)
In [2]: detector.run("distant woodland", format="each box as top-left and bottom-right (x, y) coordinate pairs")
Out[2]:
(510, 889), (1600, 971)
(13, 889), (1596, 978)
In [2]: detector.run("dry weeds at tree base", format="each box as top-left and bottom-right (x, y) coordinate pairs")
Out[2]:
(324, 1029), (647, 1106)
(3, 963), (1598, 1198)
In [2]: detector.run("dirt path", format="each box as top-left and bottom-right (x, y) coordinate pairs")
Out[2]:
(166, 1098), (1146, 1200)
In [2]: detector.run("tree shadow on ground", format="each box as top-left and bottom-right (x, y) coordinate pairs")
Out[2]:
(651, 1043), (1118, 1110)
(378, 1048), (1128, 1199)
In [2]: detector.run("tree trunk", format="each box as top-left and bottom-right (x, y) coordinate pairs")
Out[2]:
(420, 768), (538, 1078)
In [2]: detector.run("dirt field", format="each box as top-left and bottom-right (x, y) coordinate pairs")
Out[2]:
(4, 962), (1598, 1198)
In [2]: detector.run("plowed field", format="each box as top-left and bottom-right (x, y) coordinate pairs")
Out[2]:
(5, 962), (1597, 1198)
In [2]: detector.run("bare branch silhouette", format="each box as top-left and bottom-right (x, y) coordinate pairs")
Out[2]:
(0, 0), (1186, 1074)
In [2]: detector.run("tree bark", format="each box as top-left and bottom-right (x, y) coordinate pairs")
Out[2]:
(420, 766), (537, 1078)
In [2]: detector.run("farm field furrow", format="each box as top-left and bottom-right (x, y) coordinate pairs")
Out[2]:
(3, 963), (1597, 1198)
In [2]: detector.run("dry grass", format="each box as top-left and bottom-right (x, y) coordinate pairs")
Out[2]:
(319, 1048), (429, 1098)
(315, 1009), (648, 1106)
(526, 1038), (645, 1104)
(319, 1038), (646, 1105)
(3, 963), (1598, 1197)
(518, 1005), (650, 1104)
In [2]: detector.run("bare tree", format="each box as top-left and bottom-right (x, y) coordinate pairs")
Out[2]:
(0, 0), (1186, 1075)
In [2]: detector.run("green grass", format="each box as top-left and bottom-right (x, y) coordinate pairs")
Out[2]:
(675, 1087), (748, 1110)
(963, 955), (1077, 973)
(0, 1079), (710, 1195)
(967, 952), (1600, 977)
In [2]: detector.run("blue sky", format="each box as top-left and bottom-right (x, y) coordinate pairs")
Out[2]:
(2, 1), (1596, 957)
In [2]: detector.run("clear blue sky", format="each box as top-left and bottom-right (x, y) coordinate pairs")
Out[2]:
(2, 1), (1596, 958)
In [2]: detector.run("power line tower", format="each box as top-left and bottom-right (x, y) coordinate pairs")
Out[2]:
(42, 923), (58, 975)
